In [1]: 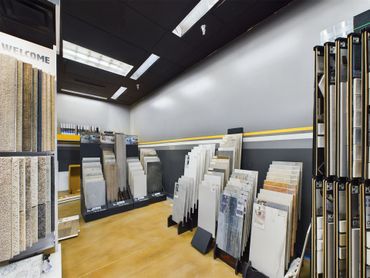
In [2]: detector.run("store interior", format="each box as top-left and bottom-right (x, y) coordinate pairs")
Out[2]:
(0, 0), (369, 277)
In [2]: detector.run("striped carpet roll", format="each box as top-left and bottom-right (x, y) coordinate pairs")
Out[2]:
(0, 157), (12, 261)
(0, 54), (17, 152)
(22, 63), (33, 152)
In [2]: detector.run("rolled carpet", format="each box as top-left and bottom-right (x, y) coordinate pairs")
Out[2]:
(0, 157), (12, 261)
(0, 54), (17, 152)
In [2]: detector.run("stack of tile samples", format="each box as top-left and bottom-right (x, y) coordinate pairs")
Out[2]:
(217, 134), (243, 171)
(263, 161), (303, 258)
(140, 148), (163, 194)
(0, 53), (55, 153)
(215, 169), (258, 259)
(171, 144), (216, 224)
(102, 149), (119, 203)
(0, 156), (51, 262)
(82, 157), (106, 210)
(127, 158), (147, 198)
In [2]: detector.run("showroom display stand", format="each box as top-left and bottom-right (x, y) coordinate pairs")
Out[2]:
(167, 205), (199, 235)
(213, 244), (248, 275)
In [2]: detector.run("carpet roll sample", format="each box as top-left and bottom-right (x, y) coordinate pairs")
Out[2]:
(31, 69), (38, 152)
(11, 158), (20, 257)
(38, 203), (46, 239)
(38, 156), (51, 205)
(0, 54), (17, 152)
(31, 206), (38, 245)
(18, 158), (26, 252)
(16, 61), (23, 151)
(37, 70), (42, 151)
(50, 76), (55, 151)
(22, 63), (33, 152)
(0, 157), (13, 261)
(45, 201), (51, 235)
(41, 72), (47, 151)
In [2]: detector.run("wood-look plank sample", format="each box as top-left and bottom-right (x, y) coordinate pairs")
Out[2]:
(0, 54), (17, 152)
(0, 157), (12, 261)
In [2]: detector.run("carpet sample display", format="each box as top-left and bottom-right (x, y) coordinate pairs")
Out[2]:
(16, 61), (23, 151)
(22, 63), (33, 152)
(0, 54), (17, 152)
(115, 133), (127, 191)
(0, 157), (13, 261)
(11, 158), (20, 257)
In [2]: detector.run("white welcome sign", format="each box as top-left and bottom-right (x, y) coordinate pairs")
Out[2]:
(0, 31), (56, 75)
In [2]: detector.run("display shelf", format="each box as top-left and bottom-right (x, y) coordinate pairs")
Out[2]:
(9, 233), (55, 263)
(57, 134), (80, 142)
(0, 151), (55, 157)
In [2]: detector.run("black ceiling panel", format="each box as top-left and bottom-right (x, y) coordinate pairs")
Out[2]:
(0, 0), (55, 48)
(58, 0), (293, 105)
(125, 0), (199, 31)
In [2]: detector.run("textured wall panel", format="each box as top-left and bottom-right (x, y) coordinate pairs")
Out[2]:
(11, 158), (20, 257)
(22, 63), (33, 152)
(16, 61), (23, 151)
(0, 157), (12, 261)
(0, 54), (17, 152)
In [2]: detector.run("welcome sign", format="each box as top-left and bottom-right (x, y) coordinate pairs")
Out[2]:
(0, 31), (56, 75)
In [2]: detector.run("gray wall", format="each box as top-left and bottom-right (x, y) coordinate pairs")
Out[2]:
(130, 0), (370, 142)
(57, 93), (130, 133)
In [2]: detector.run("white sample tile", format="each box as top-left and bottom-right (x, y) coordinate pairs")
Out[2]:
(339, 220), (346, 233)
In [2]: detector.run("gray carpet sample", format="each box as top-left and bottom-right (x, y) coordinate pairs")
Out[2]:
(38, 156), (50, 204)
(25, 157), (38, 247)
(11, 158), (20, 257)
(38, 203), (46, 239)
(0, 54), (17, 152)
(0, 157), (12, 261)
(22, 63), (33, 152)
(16, 61), (23, 151)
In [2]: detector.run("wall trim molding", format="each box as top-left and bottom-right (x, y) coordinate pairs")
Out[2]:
(139, 126), (313, 148)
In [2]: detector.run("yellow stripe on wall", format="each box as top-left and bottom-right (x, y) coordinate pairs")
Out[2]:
(139, 126), (313, 145)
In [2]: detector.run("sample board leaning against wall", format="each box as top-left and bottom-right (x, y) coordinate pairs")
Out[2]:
(129, 1), (370, 142)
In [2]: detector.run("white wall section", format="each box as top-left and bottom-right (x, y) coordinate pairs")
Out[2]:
(57, 93), (130, 133)
(130, 0), (370, 141)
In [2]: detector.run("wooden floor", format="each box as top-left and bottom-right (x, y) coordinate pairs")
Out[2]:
(60, 200), (238, 278)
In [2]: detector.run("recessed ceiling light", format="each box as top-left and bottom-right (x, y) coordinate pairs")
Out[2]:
(62, 40), (134, 76)
(111, 86), (127, 100)
(172, 0), (219, 37)
(130, 54), (160, 80)
(61, 88), (107, 100)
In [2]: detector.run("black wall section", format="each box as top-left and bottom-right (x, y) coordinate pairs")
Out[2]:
(156, 147), (312, 256)
(156, 149), (189, 197)
(57, 146), (80, 172)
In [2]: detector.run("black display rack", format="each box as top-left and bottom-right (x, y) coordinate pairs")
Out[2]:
(167, 205), (198, 235)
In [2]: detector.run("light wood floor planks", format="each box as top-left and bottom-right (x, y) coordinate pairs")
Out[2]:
(60, 200), (238, 278)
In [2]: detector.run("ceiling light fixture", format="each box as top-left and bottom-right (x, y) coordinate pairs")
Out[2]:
(130, 54), (160, 80)
(172, 0), (219, 37)
(111, 86), (127, 100)
(61, 88), (107, 100)
(62, 40), (134, 76)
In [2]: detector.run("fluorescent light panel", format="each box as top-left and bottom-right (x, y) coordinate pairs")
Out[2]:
(111, 86), (127, 100)
(61, 89), (107, 100)
(130, 54), (160, 80)
(172, 0), (219, 37)
(63, 40), (133, 76)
